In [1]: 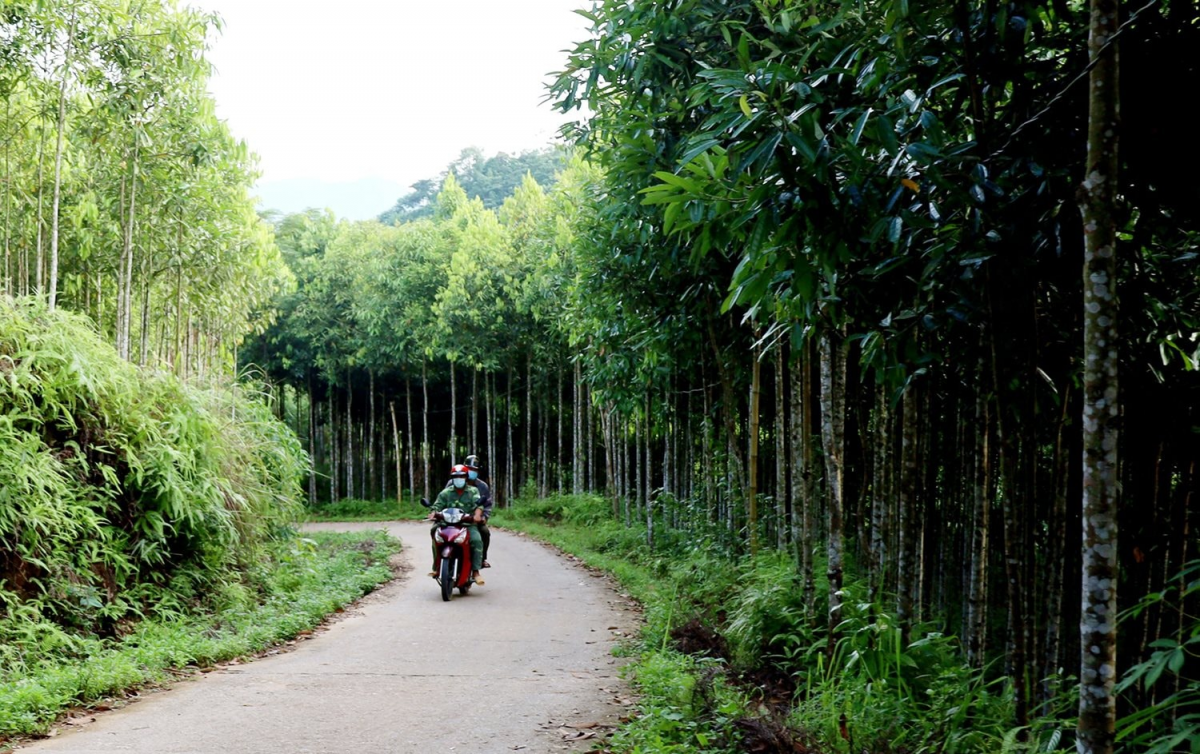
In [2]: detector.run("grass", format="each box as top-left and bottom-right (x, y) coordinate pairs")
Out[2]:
(0, 529), (399, 743)
(492, 494), (1067, 754)
(301, 496), (428, 522)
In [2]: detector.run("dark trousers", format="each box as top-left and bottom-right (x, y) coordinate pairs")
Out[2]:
(480, 522), (491, 561)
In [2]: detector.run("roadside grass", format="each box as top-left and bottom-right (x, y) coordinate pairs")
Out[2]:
(492, 495), (1058, 754)
(301, 496), (427, 522)
(0, 530), (399, 743)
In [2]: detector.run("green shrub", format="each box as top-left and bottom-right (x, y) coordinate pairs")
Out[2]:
(1, 297), (306, 644)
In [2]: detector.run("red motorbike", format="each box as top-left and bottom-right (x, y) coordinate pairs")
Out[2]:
(421, 500), (477, 601)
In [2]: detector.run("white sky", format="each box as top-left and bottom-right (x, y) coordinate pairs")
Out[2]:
(193, 0), (590, 186)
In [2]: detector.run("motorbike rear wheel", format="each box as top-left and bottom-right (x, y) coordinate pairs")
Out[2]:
(439, 558), (454, 602)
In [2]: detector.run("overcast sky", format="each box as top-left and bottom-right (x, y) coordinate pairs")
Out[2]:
(193, 0), (589, 188)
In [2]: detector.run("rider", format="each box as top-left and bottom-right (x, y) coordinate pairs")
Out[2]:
(428, 464), (485, 585)
(463, 454), (492, 567)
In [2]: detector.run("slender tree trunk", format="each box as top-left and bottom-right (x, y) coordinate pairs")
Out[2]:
(820, 331), (846, 645)
(369, 370), (377, 500)
(506, 373), (515, 504)
(1043, 389), (1072, 704)
(870, 383), (890, 604)
(800, 340), (816, 613)
(47, 8), (77, 310)
(604, 409), (616, 516)
(790, 347), (805, 576)
(422, 360), (430, 502)
(390, 400), (402, 504)
(406, 379), (415, 504)
(557, 364), (564, 495)
(1077, 0), (1121, 745)
(33, 70), (49, 298)
(308, 376), (317, 505)
(898, 382), (919, 643)
(450, 360), (457, 465)
(748, 338), (763, 556)
(525, 353), (532, 494)
(646, 391), (655, 550)
(634, 412), (643, 518)
(775, 344), (787, 551)
(471, 368), (478, 455)
(345, 375), (353, 500)
(967, 386), (992, 666)
(328, 389), (337, 502)
(575, 360), (583, 495)
(120, 146), (137, 361)
(3, 96), (11, 296)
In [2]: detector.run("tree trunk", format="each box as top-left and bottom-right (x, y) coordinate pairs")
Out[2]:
(748, 338), (763, 556)
(898, 381), (919, 642)
(1077, 0), (1121, 745)
(820, 331), (846, 645)
(364, 371), (373, 499)
(450, 360), (457, 465)
(557, 364), (564, 495)
(390, 400), (402, 504)
(800, 340), (816, 614)
(422, 360), (430, 502)
(328, 389), (338, 502)
(1043, 389), (1071, 706)
(405, 379), (414, 504)
(646, 392), (655, 550)
(967, 386), (992, 666)
(308, 377), (317, 505)
(870, 382), (890, 604)
(4, 96), (11, 296)
(775, 344), (787, 551)
(525, 353), (533, 494)
(471, 367), (478, 455)
(345, 375), (353, 500)
(47, 7), (77, 311)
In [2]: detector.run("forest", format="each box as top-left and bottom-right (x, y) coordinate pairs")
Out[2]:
(3, 0), (1199, 752)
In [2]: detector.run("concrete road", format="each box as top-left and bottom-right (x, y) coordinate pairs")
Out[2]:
(18, 521), (637, 754)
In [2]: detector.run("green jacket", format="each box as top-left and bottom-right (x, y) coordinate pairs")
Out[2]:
(433, 485), (481, 515)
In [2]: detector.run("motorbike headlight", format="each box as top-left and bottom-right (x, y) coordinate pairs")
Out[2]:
(453, 530), (468, 544)
(434, 530), (446, 543)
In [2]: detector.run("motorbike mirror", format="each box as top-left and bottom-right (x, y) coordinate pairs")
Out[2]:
(419, 498), (431, 508)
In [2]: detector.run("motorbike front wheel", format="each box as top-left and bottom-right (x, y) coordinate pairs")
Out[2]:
(439, 557), (454, 602)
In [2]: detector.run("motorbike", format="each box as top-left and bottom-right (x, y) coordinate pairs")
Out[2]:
(420, 499), (477, 601)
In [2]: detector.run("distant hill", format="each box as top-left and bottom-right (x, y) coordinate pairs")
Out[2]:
(254, 177), (407, 221)
(379, 146), (566, 225)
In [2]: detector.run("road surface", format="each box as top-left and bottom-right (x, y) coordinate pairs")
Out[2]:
(17, 521), (637, 754)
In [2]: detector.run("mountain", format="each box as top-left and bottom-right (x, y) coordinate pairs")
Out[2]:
(253, 177), (407, 221)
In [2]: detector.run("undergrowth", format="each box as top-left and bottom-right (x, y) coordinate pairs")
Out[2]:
(0, 529), (398, 741)
(493, 494), (1078, 754)
(302, 496), (426, 522)
(2, 297), (307, 645)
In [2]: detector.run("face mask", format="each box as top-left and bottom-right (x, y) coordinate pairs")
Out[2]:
(453, 478), (466, 489)
(468, 470), (478, 481)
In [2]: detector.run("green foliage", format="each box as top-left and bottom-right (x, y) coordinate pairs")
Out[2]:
(610, 652), (748, 754)
(0, 530), (397, 739)
(0, 297), (306, 658)
(500, 494), (1035, 754)
(1115, 560), (1200, 754)
(379, 146), (567, 225)
(304, 498), (424, 522)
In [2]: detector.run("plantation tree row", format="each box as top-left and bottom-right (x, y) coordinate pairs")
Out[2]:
(1, 0), (288, 375)
(247, 0), (1198, 750)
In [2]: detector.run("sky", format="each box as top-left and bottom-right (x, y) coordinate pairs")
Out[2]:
(193, 0), (590, 201)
